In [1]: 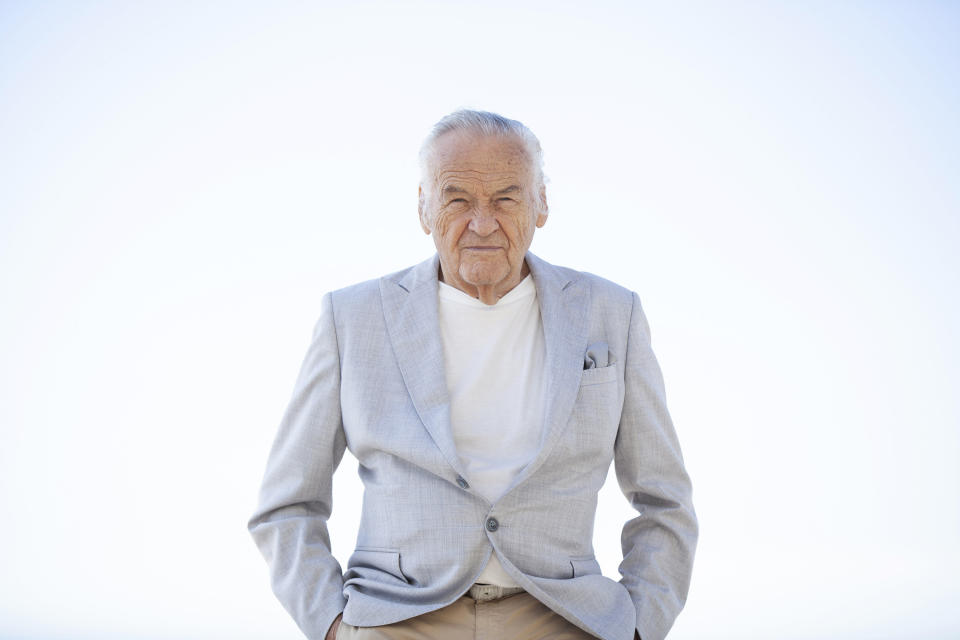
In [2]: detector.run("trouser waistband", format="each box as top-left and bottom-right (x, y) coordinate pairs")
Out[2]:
(467, 583), (526, 603)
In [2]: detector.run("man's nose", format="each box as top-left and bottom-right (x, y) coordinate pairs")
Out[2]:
(468, 208), (499, 236)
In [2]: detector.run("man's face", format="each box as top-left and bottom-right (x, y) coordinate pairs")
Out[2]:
(419, 131), (547, 303)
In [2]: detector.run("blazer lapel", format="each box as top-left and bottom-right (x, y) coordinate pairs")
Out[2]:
(379, 255), (466, 477)
(505, 251), (590, 490)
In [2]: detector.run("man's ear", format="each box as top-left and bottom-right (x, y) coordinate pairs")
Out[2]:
(418, 185), (431, 234)
(535, 184), (549, 228)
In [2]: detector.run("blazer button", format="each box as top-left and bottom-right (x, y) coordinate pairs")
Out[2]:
(485, 517), (499, 532)
(456, 476), (469, 489)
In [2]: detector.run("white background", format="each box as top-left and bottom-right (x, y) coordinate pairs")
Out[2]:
(1, 2), (958, 638)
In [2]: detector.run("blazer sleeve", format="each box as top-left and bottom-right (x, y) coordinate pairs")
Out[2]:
(615, 292), (698, 640)
(247, 292), (348, 640)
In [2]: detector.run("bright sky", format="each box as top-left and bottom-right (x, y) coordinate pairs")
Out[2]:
(1, 2), (958, 639)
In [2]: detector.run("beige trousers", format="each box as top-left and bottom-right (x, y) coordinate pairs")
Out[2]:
(336, 592), (598, 640)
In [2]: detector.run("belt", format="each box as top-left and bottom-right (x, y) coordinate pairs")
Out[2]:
(467, 583), (525, 603)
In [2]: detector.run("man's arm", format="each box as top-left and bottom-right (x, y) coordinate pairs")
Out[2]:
(615, 292), (698, 640)
(247, 292), (348, 640)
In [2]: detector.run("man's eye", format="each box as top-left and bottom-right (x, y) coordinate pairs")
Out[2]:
(497, 198), (515, 203)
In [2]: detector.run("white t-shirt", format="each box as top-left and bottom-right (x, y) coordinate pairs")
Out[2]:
(437, 274), (548, 587)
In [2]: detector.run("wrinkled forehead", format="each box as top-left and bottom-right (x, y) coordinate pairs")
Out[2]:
(426, 131), (535, 189)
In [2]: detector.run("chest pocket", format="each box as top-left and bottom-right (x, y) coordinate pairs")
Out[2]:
(579, 364), (618, 386)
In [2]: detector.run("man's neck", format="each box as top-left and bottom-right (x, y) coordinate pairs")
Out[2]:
(439, 261), (530, 306)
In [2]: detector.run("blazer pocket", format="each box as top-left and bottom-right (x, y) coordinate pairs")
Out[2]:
(569, 554), (602, 578)
(579, 364), (618, 386)
(349, 548), (410, 583)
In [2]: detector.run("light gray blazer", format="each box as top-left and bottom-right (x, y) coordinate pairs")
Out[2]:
(248, 252), (697, 640)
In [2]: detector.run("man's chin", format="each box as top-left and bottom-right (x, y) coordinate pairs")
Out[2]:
(460, 264), (510, 289)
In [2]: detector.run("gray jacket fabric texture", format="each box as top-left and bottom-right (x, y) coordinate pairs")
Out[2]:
(247, 252), (698, 640)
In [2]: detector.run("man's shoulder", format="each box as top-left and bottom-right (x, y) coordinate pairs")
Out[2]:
(530, 254), (636, 307)
(326, 256), (435, 311)
(573, 267), (634, 299)
(572, 269), (637, 321)
(325, 275), (384, 315)
(327, 277), (379, 308)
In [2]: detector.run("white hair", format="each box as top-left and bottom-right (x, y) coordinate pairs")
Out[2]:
(418, 109), (546, 192)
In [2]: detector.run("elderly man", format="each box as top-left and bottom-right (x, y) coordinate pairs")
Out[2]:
(248, 110), (697, 640)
